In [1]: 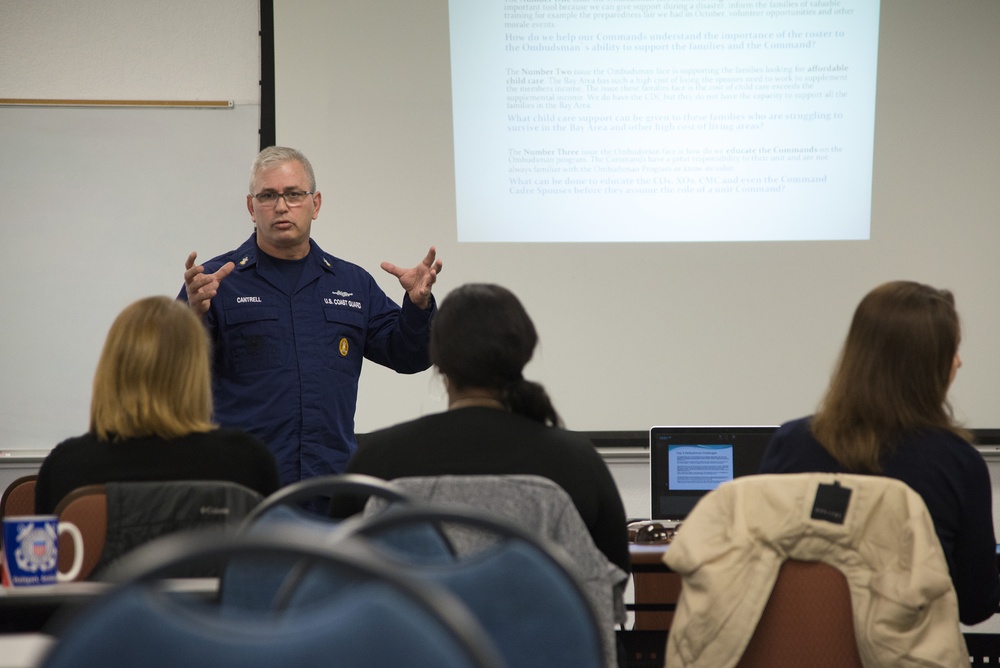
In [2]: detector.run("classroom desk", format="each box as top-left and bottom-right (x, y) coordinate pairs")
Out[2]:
(0, 579), (217, 668)
(0, 579), (218, 634)
(0, 582), (107, 634)
(620, 543), (673, 668)
(0, 634), (53, 668)
(628, 542), (676, 631)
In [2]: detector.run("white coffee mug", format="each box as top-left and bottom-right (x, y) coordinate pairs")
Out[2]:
(2, 515), (84, 586)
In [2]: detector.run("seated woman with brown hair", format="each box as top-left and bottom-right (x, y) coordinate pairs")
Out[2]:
(35, 296), (280, 514)
(760, 280), (1000, 624)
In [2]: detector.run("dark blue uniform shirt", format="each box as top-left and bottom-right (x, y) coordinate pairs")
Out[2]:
(179, 233), (434, 485)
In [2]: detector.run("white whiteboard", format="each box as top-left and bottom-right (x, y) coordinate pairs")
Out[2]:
(0, 104), (261, 449)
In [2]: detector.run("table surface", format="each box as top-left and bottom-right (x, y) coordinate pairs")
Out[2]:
(0, 579), (218, 634)
(0, 634), (54, 668)
(629, 542), (671, 569)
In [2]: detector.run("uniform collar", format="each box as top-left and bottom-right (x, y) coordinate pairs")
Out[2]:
(233, 233), (338, 275)
(234, 233), (339, 294)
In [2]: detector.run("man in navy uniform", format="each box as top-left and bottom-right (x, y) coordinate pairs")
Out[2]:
(180, 146), (440, 485)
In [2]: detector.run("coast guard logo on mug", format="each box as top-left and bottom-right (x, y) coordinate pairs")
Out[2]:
(15, 523), (57, 572)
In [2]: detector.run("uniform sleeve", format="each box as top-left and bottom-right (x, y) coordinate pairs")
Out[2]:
(362, 282), (435, 374)
(176, 281), (223, 373)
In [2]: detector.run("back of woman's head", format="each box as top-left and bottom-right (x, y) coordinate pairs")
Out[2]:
(813, 280), (964, 471)
(90, 296), (215, 440)
(430, 283), (561, 426)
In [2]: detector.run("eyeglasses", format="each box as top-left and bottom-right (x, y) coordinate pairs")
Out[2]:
(628, 520), (680, 544)
(251, 191), (315, 207)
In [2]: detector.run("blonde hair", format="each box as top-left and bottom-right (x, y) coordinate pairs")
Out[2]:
(812, 280), (968, 472)
(90, 296), (215, 440)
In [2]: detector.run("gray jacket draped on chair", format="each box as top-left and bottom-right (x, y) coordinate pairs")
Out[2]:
(99, 480), (263, 573)
(380, 474), (628, 668)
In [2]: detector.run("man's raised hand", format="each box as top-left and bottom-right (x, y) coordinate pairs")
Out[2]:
(380, 246), (442, 310)
(184, 251), (234, 315)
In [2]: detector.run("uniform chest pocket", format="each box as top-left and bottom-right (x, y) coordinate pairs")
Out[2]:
(224, 305), (286, 374)
(324, 307), (364, 374)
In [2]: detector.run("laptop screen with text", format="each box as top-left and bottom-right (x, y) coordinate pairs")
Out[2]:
(650, 425), (777, 521)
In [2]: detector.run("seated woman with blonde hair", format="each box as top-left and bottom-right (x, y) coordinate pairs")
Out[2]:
(35, 296), (280, 514)
(760, 280), (999, 624)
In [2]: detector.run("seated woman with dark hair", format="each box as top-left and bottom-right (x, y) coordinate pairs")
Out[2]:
(35, 296), (280, 514)
(759, 280), (1000, 624)
(344, 283), (629, 573)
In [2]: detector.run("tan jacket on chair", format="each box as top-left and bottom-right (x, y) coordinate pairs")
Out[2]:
(664, 473), (967, 668)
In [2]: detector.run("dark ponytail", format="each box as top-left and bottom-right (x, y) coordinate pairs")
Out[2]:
(504, 378), (561, 427)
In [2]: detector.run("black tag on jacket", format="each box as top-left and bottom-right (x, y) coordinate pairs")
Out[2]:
(811, 481), (852, 524)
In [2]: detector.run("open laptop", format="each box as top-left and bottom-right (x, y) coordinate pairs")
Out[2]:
(649, 425), (778, 523)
